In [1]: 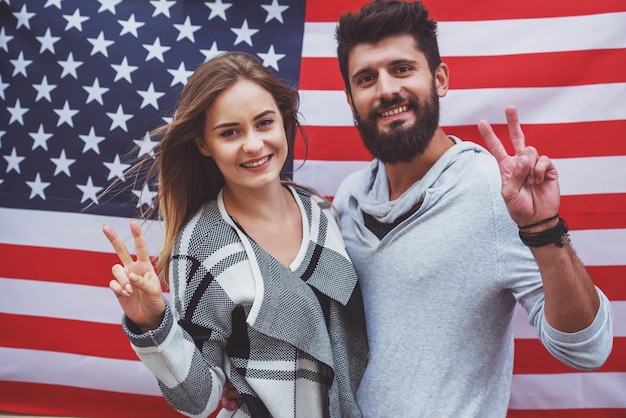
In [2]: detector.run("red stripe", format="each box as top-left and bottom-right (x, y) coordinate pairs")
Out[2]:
(0, 313), (137, 360)
(586, 266), (626, 301)
(0, 381), (219, 418)
(507, 410), (626, 418)
(295, 120), (626, 161)
(561, 195), (626, 231)
(0, 243), (119, 286)
(300, 49), (626, 90)
(0, 243), (168, 290)
(513, 337), (626, 374)
(446, 120), (626, 159)
(305, 0), (626, 22)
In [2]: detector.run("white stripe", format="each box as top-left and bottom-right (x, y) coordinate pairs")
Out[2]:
(0, 277), (171, 324)
(2, 345), (624, 409)
(438, 12), (626, 57)
(0, 347), (161, 396)
(513, 300), (626, 339)
(555, 156), (626, 195)
(509, 372), (626, 409)
(0, 207), (163, 254)
(301, 13), (626, 58)
(441, 83), (626, 126)
(0, 277), (124, 324)
(293, 158), (626, 199)
(299, 83), (626, 127)
(2, 279), (623, 329)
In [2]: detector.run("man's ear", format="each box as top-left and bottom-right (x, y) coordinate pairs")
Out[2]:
(435, 62), (449, 98)
(195, 137), (211, 157)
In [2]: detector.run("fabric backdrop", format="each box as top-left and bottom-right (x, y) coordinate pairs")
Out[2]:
(0, 0), (624, 417)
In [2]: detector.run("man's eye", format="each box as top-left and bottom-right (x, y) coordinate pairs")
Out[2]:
(358, 74), (374, 85)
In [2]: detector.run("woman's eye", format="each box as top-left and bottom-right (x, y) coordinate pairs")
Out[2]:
(258, 119), (274, 128)
(220, 129), (236, 138)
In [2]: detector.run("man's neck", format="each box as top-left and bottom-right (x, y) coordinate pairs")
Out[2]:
(384, 128), (454, 200)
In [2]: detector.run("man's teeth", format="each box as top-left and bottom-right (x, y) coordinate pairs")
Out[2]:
(381, 106), (408, 117)
(243, 156), (269, 168)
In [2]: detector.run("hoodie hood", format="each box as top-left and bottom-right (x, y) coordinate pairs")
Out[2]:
(356, 136), (489, 223)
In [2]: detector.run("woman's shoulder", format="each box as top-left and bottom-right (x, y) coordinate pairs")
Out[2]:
(175, 200), (240, 255)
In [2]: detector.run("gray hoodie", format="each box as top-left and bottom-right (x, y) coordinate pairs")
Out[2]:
(333, 136), (613, 417)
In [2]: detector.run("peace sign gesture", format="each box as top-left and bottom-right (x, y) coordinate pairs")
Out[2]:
(102, 220), (165, 332)
(477, 105), (561, 228)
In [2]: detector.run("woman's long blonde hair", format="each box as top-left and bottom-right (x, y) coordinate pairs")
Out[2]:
(136, 52), (303, 284)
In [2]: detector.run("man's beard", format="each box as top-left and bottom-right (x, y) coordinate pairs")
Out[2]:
(354, 83), (440, 164)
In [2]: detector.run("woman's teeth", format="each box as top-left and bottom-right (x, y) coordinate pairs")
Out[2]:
(242, 156), (269, 168)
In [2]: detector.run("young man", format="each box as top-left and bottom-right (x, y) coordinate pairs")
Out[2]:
(333, 0), (613, 416)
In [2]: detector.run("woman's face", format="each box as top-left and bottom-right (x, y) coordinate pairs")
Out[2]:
(198, 79), (288, 193)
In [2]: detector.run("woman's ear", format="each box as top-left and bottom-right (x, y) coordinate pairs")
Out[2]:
(195, 137), (211, 157)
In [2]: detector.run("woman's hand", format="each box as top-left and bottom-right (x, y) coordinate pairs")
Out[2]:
(102, 220), (165, 332)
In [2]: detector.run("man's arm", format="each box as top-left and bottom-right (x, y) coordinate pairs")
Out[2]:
(478, 105), (603, 332)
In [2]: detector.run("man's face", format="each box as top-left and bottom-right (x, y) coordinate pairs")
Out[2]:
(346, 34), (445, 164)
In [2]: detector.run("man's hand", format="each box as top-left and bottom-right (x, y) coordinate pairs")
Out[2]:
(478, 105), (561, 228)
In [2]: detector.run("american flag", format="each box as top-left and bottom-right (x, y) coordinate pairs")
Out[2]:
(0, 0), (624, 417)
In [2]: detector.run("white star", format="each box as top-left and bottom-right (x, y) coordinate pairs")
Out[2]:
(143, 37), (171, 63)
(111, 56), (138, 83)
(79, 127), (106, 153)
(257, 45), (285, 71)
(0, 130), (5, 148)
(83, 78), (109, 105)
(58, 52), (83, 79)
(200, 41), (225, 62)
(87, 31), (114, 57)
(119, 14), (145, 37)
(132, 183), (157, 208)
(231, 20), (258, 47)
(50, 149), (76, 176)
(168, 61), (193, 86)
(7, 99), (28, 125)
(174, 16), (201, 42)
(103, 154), (130, 181)
(0, 27), (13, 52)
(137, 82), (165, 109)
(14, 4), (36, 30)
(36, 28), (61, 54)
(107, 105), (133, 131)
(77, 177), (102, 204)
(26, 173), (51, 200)
(53, 101), (79, 127)
(0, 74), (9, 100)
(97, 0), (122, 13)
(29, 124), (53, 151)
(33, 76), (56, 102)
(150, 0), (175, 17)
(63, 9), (89, 31)
(3, 147), (26, 174)
(10, 51), (32, 77)
(206, 0), (232, 21)
(134, 131), (159, 158)
(262, 0), (289, 23)
(44, 0), (62, 8)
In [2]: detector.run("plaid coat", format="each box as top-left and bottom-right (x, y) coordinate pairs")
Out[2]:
(124, 186), (368, 418)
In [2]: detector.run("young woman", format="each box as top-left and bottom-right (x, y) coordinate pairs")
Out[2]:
(102, 52), (367, 418)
